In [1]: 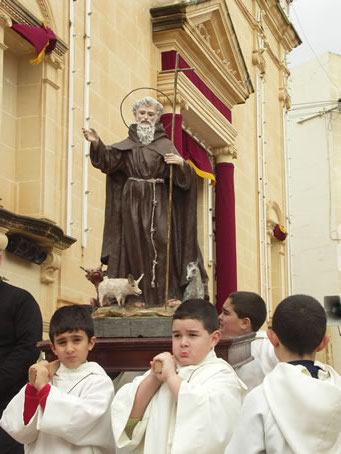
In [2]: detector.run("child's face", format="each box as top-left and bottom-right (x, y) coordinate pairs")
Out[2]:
(218, 298), (247, 337)
(51, 329), (95, 369)
(172, 318), (220, 366)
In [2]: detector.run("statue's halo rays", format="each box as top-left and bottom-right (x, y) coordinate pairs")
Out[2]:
(120, 87), (173, 130)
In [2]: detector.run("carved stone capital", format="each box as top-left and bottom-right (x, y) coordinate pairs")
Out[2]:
(158, 94), (188, 113)
(40, 249), (62, 284)
(211, 144), (237, 161)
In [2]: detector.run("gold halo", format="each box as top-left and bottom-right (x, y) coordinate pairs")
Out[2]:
(120, 87), (173, 128)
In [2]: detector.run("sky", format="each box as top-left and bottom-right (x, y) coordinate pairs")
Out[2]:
(288, 0), (341, 67)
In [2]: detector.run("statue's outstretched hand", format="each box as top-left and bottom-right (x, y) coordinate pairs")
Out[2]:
(82, 128), (100, 146)
(164, 153), (184, 167)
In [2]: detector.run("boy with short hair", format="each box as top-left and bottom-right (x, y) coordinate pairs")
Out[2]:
(226, 294), (341, 454)
(0, 305), (115, 454)
(112, 299), (244, 454)
(219, 291), (278, 391)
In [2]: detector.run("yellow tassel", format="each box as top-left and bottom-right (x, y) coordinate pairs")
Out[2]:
(29, 43), (48, 65)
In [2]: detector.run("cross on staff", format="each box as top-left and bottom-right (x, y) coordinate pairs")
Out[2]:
(161, 52), (195, 308)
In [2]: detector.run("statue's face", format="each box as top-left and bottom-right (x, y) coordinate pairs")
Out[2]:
(135, 104), (158, 126)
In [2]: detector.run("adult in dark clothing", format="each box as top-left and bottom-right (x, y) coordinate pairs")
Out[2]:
(83, 96), (207, 307)
(0, 272), (43, 454)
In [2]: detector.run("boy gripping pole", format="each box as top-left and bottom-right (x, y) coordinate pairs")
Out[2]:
(0, 305), (115, 454)
(112, 299), (245, 454)
(226, 294), (341, 454)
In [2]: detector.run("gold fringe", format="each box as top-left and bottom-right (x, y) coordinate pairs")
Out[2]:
(187, 160), (216, 183)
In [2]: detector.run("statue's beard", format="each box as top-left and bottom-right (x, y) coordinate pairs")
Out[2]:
(136, 123), (155, 145)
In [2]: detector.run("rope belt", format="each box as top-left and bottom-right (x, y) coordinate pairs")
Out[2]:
(128, 177), (165, 288)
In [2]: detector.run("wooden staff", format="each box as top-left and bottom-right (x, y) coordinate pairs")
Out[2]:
(164, 52), (180, 309)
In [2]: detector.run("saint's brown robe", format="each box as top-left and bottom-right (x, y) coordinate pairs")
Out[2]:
(90, 123), (207, 306)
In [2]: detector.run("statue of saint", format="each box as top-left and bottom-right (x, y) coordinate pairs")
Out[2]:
(83, 96), (207, 307)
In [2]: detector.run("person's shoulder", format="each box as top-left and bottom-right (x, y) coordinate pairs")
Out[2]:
(84, 361), (114, 386)
(0, 280), (36, 301)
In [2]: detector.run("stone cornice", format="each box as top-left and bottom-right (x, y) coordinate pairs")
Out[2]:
(157, 70), (238, 149)
(0, 208), (76, 251)
(151, 0), (254, 107)
(257, 0), (301, 52)
(0, 0), (68, 62)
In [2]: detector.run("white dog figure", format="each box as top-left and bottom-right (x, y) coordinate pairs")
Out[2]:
(98, 274), (144, 307)
(182, 261), (205, 302)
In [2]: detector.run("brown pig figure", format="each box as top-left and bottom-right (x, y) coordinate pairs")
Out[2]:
(97, 274), (144, 307)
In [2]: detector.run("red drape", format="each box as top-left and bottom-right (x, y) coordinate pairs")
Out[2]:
(160, 113), (215, 182)
(11, 22), (56, 56)
(161, 51), (232, 123)
(215, 162), (237, 312)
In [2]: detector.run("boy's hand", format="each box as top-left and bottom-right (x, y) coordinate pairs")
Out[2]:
(34, 366), (49, 391)
(28, 360), (49, 386)
(28, 360), (59, 388)
(152, 352), (177, 382)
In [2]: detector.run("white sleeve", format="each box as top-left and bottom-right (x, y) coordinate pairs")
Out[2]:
(111, 373), (150, 451)
(172, 368), (242, 454)
(39, 375), (114, 449)
(225, 387), (267, 454)
(0, 386), (40, 445)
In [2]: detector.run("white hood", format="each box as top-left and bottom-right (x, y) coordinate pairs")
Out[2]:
(263, 362), (341, 454)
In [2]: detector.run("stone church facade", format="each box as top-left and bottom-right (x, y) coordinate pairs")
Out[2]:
(0, 1), (299, 335)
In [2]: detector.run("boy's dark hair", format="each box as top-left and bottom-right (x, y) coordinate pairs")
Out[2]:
(173, 299), (218, 333)
(272, 294), (326, 356)
(49, 305), (94, 342)
(229, 291), (267, 331)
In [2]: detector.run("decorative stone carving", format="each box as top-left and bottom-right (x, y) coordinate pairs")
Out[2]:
(252, 49), (266, 74)
(0, 11), (12, 28)
(279, 86), (291, 110)
(40, 249), (62, 284)
(212, 145), (237, 160)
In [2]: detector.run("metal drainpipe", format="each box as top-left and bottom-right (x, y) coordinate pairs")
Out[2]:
(208, 180), (213, 266)
(260, 74), (270, 316)
(82, 0), (91, 249)
(256, 73), (265, 300)
(282, 107), (292, 295)
(66, 0), (76, 235)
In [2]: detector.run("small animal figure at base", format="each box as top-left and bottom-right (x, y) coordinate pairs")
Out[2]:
(98, 274), (144, 307)
(182, 261), (205, 302)
(80, 265), (105, 307)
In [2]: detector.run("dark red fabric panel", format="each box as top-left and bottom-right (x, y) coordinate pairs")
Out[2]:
(215, 162), (237, 312)
(182, 132), (214, 178)
(11, 22), (56, 55)
(161, 51), (232, 123)
(160, 114), (215, 179)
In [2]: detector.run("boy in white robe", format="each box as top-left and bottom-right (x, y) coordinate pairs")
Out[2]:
(226, 294), (341, 454)
(219, 291), (278, 392)
(0, 305), (115, 454)
(112, 299), (244, 454)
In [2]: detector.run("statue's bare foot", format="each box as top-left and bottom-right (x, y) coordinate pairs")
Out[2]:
(133, 301), (146, 308)
(167, 298), (181, 308)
